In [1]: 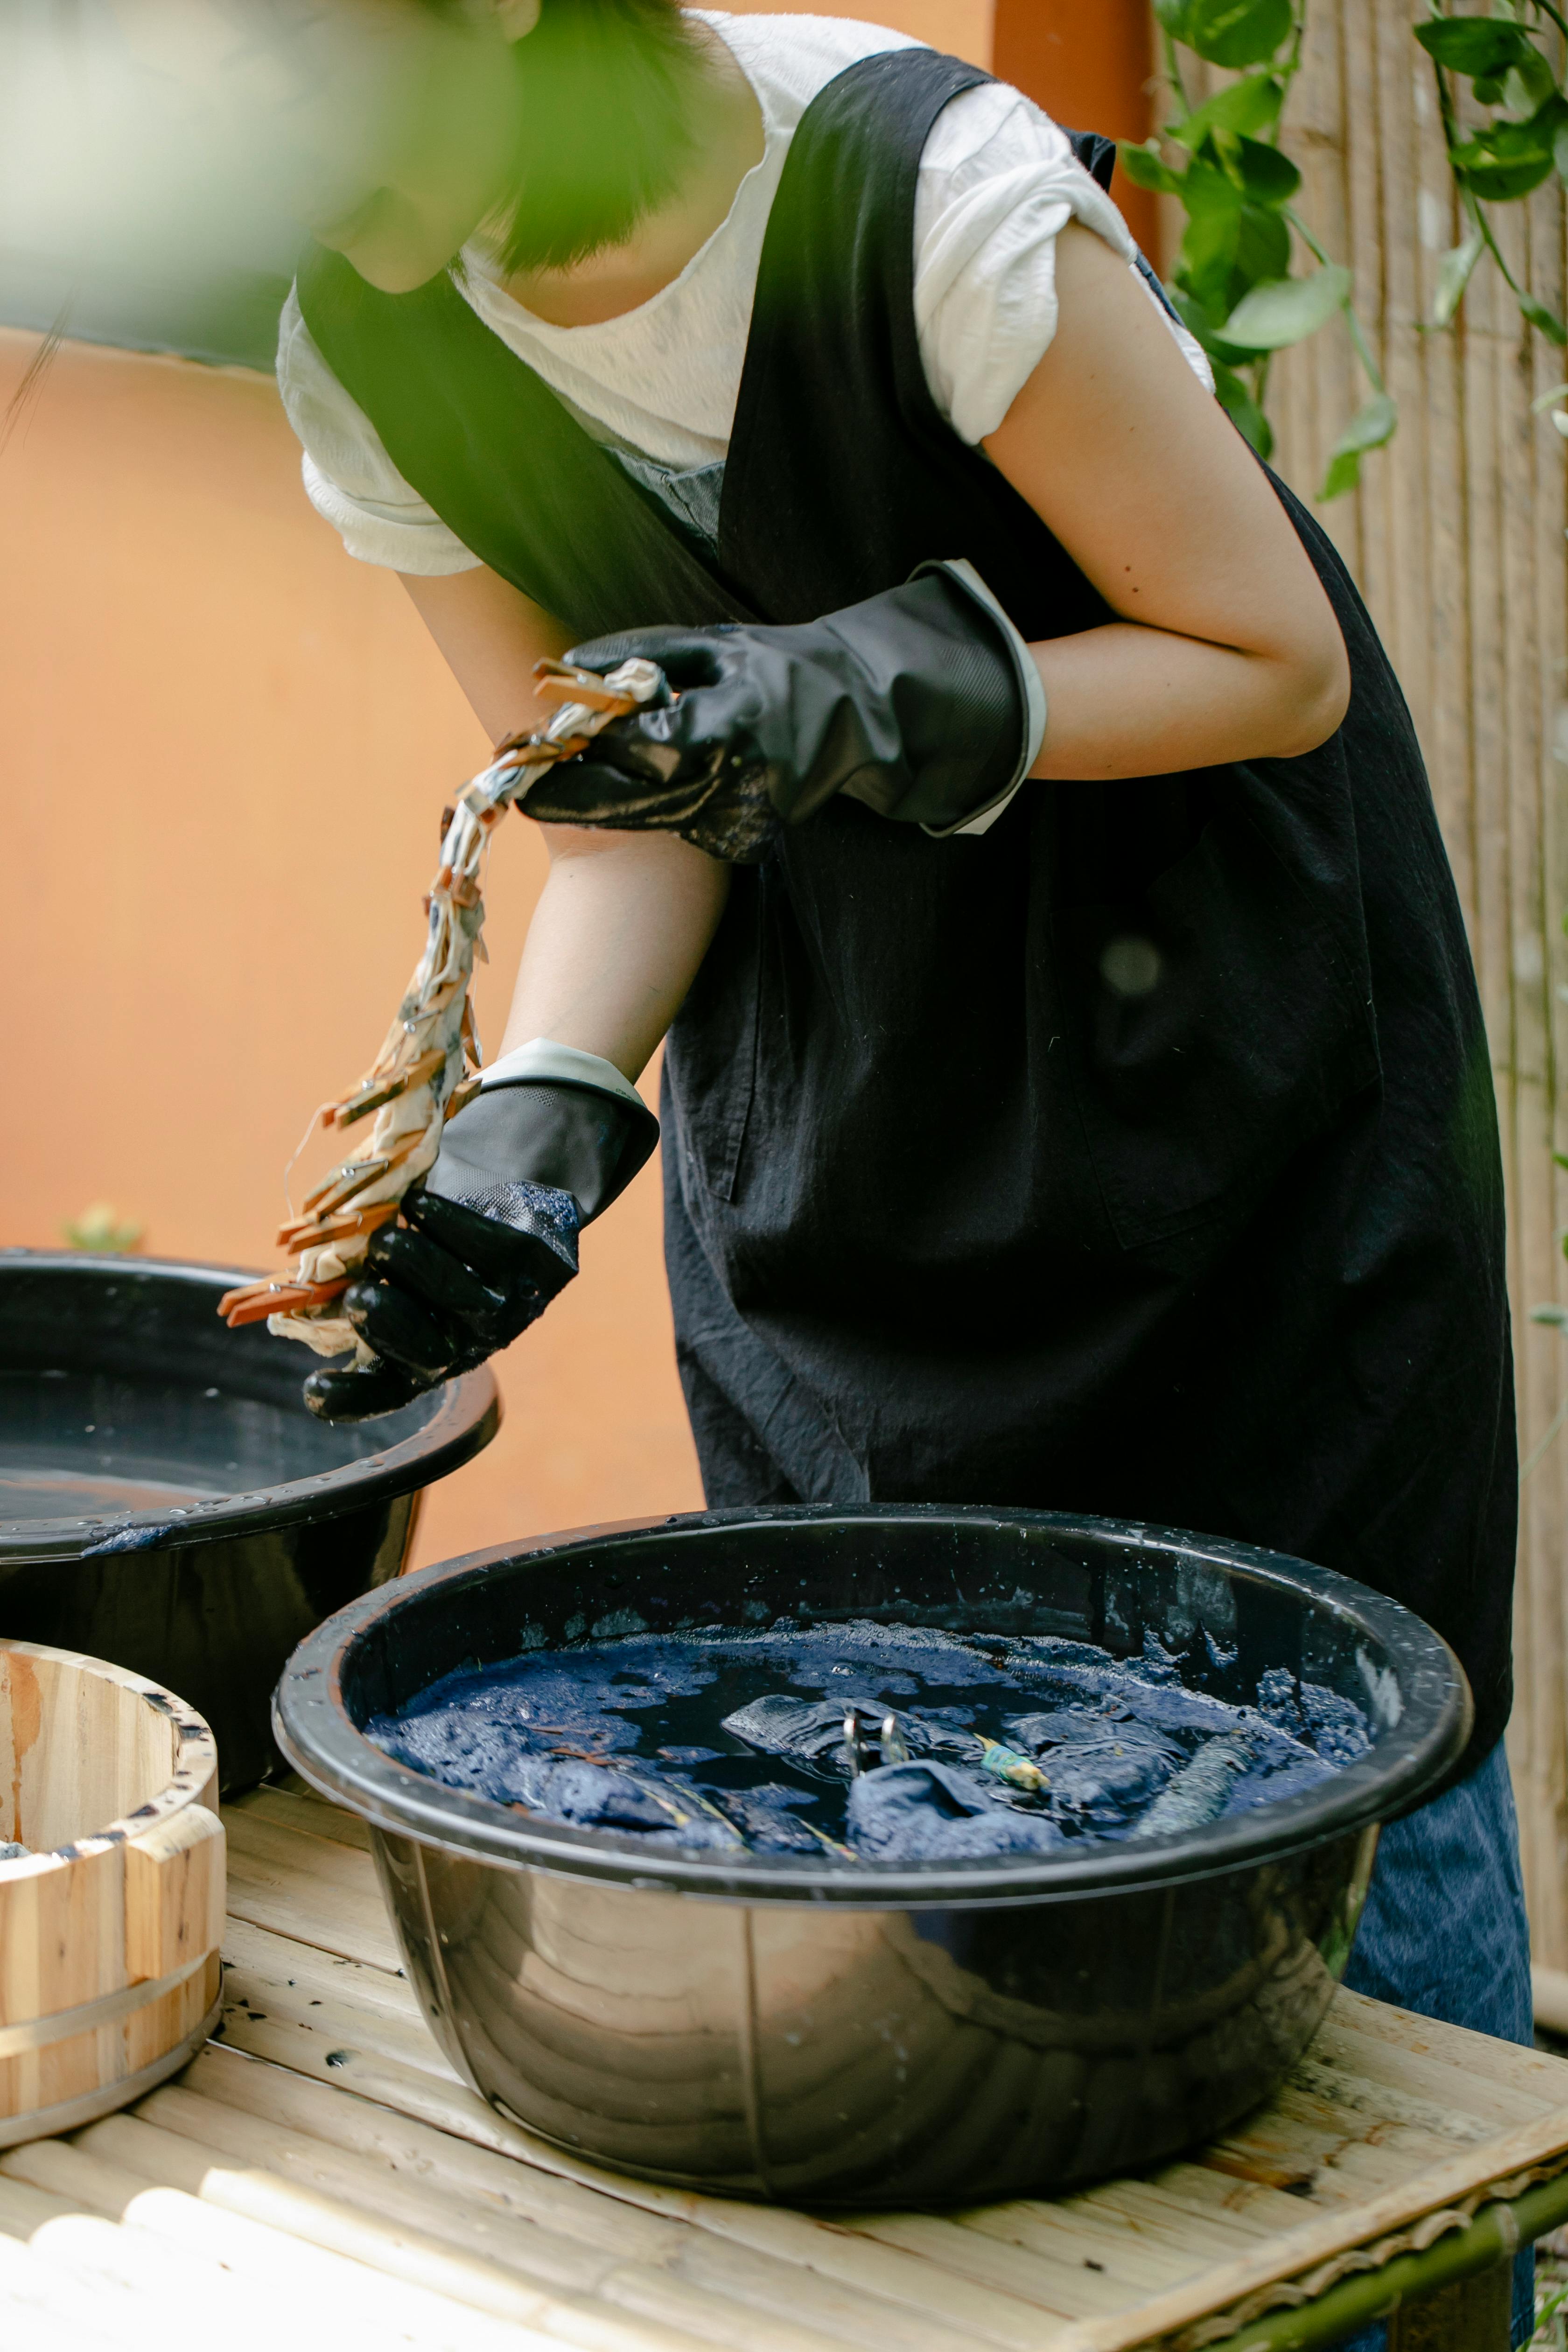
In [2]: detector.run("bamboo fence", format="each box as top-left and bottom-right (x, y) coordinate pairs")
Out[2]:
(1174, 2), (1568, 1963)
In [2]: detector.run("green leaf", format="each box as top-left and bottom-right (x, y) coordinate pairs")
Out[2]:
(1154, 0), (1196, 37)
(1221, 263), (1353, 349)
(1415, 19), (1532, 78)
(1118, 140), (1185, 196)
(1230, 133), (1302, 206)
(1233, 199), (1293, 287)
(1170, 288), (1263, 368)
(1452, 113), (1560, 203)
(1178, 205), (1244, 316)
(1519, 292), (1568, 345)
(1212, 362), (1274, 458)
(1317, 392), (1398, 500)
(1335, 390), (1398, 453)
(1501, 51), (1560, 120)
(1183, 0), (1293, 69)
(1180, 154), (1248, 217)
(1532, 1303), (1568, 1326)
(1171, 72), (1284, 147)
(1432, 227), (1484, 328)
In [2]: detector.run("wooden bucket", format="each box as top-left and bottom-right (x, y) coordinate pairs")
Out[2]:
(0, 1639), (224, 2145)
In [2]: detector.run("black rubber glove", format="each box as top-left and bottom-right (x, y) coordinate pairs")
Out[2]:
(516, 562), (1032, 863)
(302, 1078), (658, 1423)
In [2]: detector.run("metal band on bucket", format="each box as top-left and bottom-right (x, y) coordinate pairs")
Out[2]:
(0, 1947), (213, 2057)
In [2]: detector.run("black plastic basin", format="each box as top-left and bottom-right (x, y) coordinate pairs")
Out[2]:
(274, 1505), (1470, 2206)
(0, 1252), (498, 1791)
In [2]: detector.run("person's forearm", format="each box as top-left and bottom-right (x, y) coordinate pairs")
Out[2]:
(1025, 619), (1347, 783)
(500, 827), (731, 1082)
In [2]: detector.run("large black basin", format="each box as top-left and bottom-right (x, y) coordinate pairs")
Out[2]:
(275, 1505), (1470, 2206)
(0, 1252), (498, 1791)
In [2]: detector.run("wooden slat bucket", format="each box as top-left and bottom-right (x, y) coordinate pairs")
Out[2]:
(0, 1639), (224, 2145)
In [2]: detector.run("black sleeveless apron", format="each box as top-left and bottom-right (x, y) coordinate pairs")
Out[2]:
(298, 48), (1516, 1775)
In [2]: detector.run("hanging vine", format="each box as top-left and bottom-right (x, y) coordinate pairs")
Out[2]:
(1120, 0), (1392, 498)
(1120, 1), (1568, 502)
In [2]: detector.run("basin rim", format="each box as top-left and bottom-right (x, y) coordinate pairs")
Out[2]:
(274, 1503), (1472, 1906)
(0, 1251), (500, 1560)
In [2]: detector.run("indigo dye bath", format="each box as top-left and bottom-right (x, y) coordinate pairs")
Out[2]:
(368, 1620), (1372, 1864)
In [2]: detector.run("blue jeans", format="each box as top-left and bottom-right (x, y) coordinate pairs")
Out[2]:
(1335, 1737), (1535, 2349)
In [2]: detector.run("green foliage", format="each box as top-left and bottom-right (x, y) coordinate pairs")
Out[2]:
(1124, 4), (1568, 507)
(1419, 6), (1568, 349)
(1123, 2), (1384, 490)
(62, 1201), (144, 1255)
(1432, 225), (1484, 326)
(1319, 391), (1398, 500)
(1159, 0), (1294, 69)
(1415, 18), (1534, 77)
(1224, 263), (1352, 349)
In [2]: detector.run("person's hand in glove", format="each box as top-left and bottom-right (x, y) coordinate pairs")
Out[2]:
(512, 560), (1047, 862)
(302, 1043), (658, 1423)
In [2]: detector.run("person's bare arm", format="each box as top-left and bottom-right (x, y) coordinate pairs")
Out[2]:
(986, 223), (1351, 781)
(402, 566), (729, 1082)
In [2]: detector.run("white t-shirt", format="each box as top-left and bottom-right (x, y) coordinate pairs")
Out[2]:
(277, 11), (1211, 574)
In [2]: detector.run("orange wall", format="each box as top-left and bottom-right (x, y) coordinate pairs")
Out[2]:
(0, 327), (703, 1567)
(993, 0), (1159, 258)
(720, 0), (994, 65)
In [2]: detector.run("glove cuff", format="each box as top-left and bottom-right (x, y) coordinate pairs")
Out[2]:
(909, 559), (1047, 838)
(431, 1067), (659, 1224)
(480, 1036), (648, 1111)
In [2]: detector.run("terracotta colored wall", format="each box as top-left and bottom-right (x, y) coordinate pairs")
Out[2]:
(0, 327), (702, 1568)
(719, 0), (994, 66)
(992, 0), (1159, 259)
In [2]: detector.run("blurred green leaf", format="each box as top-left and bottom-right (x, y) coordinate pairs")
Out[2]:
(1432, 227), (1484, 328)
(1415, 19), (1533, 78)
(1154, 0), (1196, 37)
(1181, 154), (1248, 216)
(1452, 111), (1561, 203)
(1234, 199), (1293, 287)
(62, 1202), (144, 1255)
(1171, 72), (1285, 147)
(1118, 140), (1185, 196)
(1212, 362), (1274, 457)
(1222, 263), (1353, 349)
(1184, 0), (1293, 69)
(1318, 391), (1398, 500)
(1501, 51), (1560, 119)
(1179, 203), (1244, 317)
(1555, 119), (1568, 182)
(1171, 287), (1262, 368)
(1229, 133), (1302, 206)
(1519, 291), (1568, 345)
(1532, 1302), (1568, 1325)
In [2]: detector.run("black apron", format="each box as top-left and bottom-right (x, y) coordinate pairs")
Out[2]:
(298, 48), (1516, 1773)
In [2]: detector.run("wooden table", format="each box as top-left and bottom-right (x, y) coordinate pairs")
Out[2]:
(2, 1781), (1568, 2352)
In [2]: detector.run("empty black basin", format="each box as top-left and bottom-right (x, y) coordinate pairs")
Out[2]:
(0, 1252), (498, 1791)
(274, 1505), (1470, 2205)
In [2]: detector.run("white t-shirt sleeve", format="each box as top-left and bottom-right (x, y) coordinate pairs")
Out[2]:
(913, 84), (1214, 448)
(275, 287), (482, 575)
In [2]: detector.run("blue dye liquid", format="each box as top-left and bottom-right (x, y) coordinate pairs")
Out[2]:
(369, 1622), (1372, 1864)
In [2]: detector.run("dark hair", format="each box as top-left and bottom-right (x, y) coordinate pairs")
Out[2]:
(427, 0), (708, 272)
